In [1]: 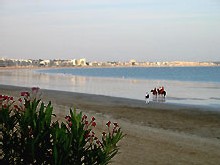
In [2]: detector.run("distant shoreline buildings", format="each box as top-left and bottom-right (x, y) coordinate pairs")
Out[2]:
(0, 58), (219, 68)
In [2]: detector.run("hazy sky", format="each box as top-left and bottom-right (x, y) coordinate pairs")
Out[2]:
(1, 0), (220, 62)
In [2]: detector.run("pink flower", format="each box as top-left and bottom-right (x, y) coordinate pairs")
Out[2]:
(2, 95), (9, 100)
(106, 121), (111, 127)
(65, 115), (71, 122)
(21, 92), (30, 97)
(91, 122), (96, 127)
(18, 98), (22, 102)
(91, 116), (95, 121)
(14, 105), (19, 109)
(82, 115), (87, 122)
(14, 105), (20, 111)
(32, 87), (39, 93)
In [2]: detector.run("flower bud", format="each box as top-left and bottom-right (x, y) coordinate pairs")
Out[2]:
(91, 122), (96, 127)
(91, 116), (95, 121)
(106, 121), (111, 127)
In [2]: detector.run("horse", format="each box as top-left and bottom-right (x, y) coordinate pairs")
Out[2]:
(157, 86), (166, 97)
(151, 87), (166, 97)
(157, 89), (166, 97)
(150, 88), (158, 97)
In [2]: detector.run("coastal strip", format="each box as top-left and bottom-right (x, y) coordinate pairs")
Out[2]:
(0, 58), (219, 68)
(1, 84), (220, 164)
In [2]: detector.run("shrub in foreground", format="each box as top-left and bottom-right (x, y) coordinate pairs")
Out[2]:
(0, 88), (124, 164)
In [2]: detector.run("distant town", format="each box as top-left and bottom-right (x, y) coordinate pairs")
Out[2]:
(0, 58), (219, 68)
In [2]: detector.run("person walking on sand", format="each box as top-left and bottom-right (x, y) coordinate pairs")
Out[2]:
(145, 92), (150, 104)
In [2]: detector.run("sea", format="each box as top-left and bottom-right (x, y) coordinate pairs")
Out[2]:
(0, 66), (220, 109)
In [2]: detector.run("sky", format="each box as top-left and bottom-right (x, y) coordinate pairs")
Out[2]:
(1, 0), (220, 62)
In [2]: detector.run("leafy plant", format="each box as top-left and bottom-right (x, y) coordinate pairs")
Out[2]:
(0, 88), (125, 164)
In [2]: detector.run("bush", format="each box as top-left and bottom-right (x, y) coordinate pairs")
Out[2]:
(0, 88), (125, 164)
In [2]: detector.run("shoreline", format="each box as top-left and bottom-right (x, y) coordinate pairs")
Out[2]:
(1, 84), (220, 138)
(0, 82), (219, 111)
(1, 84), (220, 164)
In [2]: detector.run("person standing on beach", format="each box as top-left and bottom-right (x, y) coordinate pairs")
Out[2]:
(145, 92), (150, 104)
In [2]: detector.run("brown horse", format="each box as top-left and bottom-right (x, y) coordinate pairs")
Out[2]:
(150, 88), (158, 96)
(151, 87), (166, 97)
(157, 87), (166, 97)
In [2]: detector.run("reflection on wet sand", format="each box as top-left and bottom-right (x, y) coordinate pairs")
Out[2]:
(1, 69), (220, 108)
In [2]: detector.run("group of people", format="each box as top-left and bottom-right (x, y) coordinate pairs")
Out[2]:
(145, 86), (166, 104)
(151, 86), (165, 96)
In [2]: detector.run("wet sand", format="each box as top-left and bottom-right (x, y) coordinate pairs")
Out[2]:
(1, 84), (220, 165)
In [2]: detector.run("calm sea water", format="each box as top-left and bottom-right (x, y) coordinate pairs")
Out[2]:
(38, 67), (220, 83)
(1, 67), (220, 109)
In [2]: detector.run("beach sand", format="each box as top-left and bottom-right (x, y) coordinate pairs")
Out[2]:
(1, 84), (220, 164)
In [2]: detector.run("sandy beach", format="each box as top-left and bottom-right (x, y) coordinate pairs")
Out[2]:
(1, 84), (220, 165)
